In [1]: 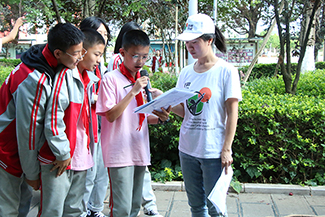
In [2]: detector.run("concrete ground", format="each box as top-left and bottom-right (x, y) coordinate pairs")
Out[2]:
(28, 182), (325, 217)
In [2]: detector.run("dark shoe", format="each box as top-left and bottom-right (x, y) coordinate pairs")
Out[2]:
(144, 210), (163, 217)
(87, 209), (107, 217)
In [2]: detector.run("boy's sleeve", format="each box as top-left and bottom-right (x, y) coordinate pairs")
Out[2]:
(16, 72), (51, 181)
(44, 69), (71, 161)
(96, 75), (117, 116)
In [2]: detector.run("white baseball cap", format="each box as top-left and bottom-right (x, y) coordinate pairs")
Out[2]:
(175, 13), (215, 41)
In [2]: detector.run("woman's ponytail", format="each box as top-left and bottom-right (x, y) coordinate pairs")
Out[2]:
(214, 26), (227, 54)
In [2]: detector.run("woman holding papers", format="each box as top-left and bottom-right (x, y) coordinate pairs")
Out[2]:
(173, 14), (242, 217)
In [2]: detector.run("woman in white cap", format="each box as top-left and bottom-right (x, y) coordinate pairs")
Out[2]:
(172, 13), (242, 216)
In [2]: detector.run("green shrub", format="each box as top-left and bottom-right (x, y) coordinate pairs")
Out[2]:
(0, 59), (21, 68)
(0, 59), (21, 85)
(315, 61), (325, 70)
(148, 72), (184, 181)
(234, 70), (325, 185)
(239, 62), (325, 81)
(0, 66), (13, 86)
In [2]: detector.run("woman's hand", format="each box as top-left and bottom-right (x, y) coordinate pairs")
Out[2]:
(221, 149), (233, 174)
(152, 106), (172, 123)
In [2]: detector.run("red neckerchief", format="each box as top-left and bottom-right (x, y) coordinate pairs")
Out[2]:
(119, 62), (145, 130)
(81, 70), (91, 148)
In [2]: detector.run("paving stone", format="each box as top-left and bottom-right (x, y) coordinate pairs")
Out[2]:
(155, 191), (174, 212)
(28, 183), (325, 217)
(241, 203), (276, 217)
(227, 194), (240, 216)
(228, 214), (241, 217)
(238, 193), (273, 204)
(271, 194), (315, 216)
(239, 193), (276, 217)
(311, 206), (325, 216)
(168, 200), (191, 217)
(305, 196), (325, 206)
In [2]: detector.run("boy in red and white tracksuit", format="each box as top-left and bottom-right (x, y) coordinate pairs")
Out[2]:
(0, 23), (85, 217)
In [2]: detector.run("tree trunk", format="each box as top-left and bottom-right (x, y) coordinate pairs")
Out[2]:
(83, 0), (96, 18)
(97, 0), (107, 17)
(300, 1), (320, 74)
(275, 0), (292, 94)
(248, 21), (256, 38)
(242, 0), (284, 84)
(51, 0), (61, 23)
(292, 0), (321, 93)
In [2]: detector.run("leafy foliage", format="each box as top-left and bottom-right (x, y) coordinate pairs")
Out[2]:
(0, 66), (12, 86)
(0, 59), (21, 85)
(0, 58), (21, 67)
(218, 0), (273, 37)
(148, 72), (183, 182)
(235, 69), (325, 185)
(239, 61), (325, 81)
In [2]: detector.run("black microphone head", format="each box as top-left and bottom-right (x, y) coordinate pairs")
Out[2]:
(140, 69), (149, 77)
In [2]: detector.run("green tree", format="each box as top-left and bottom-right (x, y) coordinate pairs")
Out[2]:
(218, 0), (274, 38)
(272, 0), (322, 94)
(258, 33), (280, 50)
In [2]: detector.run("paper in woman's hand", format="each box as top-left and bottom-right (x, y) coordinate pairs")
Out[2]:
(134, 88), (197, 115)
(208, 166), (233, 215)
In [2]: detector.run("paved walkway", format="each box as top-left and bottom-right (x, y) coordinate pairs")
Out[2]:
(28, 183), (325, 217)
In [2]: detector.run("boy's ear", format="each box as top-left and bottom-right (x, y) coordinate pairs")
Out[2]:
(119, 48), (125, 57)
(53, 49), (62, 59)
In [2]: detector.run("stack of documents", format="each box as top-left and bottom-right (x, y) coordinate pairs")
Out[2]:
(134, 88), (197, 115)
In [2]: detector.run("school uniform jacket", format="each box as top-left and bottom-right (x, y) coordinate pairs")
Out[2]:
(39, 67), (99, 165)
(0, 44), (56, 180)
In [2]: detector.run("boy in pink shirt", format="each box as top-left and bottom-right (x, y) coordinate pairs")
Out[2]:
(96, 29), (170, 217)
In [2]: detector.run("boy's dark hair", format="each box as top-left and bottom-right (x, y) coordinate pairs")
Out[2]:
(114, 22), (140, 54)
(47, 23), (85, 53)
(80, 16), (111, 43)
(81, 28), (105, 50)
(122, 29), (150, 51)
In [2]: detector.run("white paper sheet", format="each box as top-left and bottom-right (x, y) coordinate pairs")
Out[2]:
(208, 166), (233, 215)
(134, 87), (197, 115)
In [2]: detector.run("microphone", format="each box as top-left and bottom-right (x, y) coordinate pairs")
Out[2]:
(140, 69), (153, 102)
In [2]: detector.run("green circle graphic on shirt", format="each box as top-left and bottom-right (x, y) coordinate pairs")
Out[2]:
(186, 94), (204, 116)
(186, 87), (212, 116)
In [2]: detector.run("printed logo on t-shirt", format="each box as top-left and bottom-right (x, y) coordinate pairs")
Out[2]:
(184, 82), (191, 89)
(186, 87), (212, 116)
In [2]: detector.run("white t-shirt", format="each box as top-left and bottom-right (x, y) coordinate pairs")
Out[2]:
(176, 59), (242, 159)
(96, 69), (150, 167)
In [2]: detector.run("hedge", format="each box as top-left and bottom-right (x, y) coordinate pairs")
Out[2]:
(0, 58), (21, 68)
(148, 72), (183, 182)
(239, 61), (325, 81)
(0, 59), (21, 86)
